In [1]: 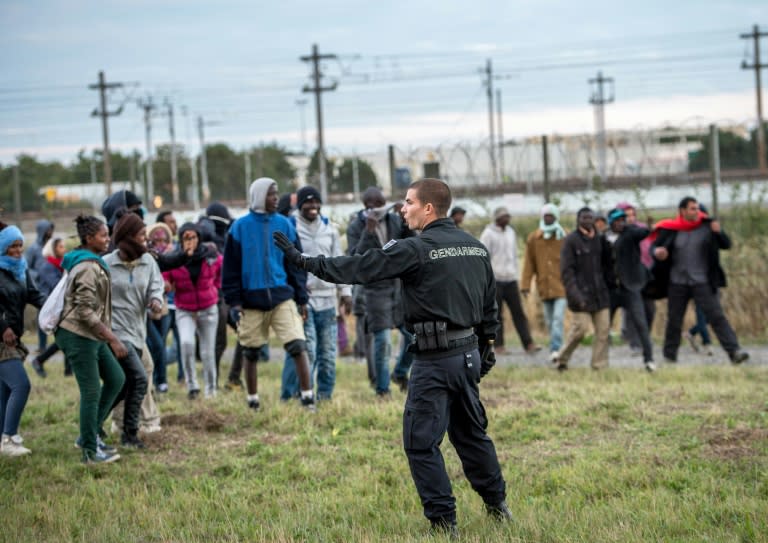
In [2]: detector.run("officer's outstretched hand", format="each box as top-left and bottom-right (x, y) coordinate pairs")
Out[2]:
(480, 350), (496, 380)
(273, 232), (306, 269)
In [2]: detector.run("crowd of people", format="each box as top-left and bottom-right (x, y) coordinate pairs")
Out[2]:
(0, 185), (749, 469)
(0, 178), (755, 537)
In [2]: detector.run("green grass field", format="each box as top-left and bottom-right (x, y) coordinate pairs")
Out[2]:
(2, 359), (767, 543)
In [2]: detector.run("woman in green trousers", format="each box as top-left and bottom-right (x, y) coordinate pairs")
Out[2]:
(55, 215), (127, 464)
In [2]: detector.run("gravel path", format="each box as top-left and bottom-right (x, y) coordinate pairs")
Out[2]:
(494, 342), (768, 369)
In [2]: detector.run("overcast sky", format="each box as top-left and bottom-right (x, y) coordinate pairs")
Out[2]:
(1, 0), (766, 163)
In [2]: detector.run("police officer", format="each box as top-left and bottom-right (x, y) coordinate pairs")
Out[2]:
(273, 178), (512, 537)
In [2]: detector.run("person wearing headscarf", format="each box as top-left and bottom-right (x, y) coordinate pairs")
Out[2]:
(222, 177), (315, 411)
(0, 223), (46, 456)
(163, 222), (222, 399)
(520, 203), (568, 357)
(145, 222), (174, 393)
(104, 211), (164, 447)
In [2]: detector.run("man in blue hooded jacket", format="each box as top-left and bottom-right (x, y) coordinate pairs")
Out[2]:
(222, 177), (315, 411)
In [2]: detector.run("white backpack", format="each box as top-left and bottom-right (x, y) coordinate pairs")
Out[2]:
(38, 271), (70, 335)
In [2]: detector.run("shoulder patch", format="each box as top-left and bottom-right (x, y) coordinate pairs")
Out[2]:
(382, 239), (398, 251)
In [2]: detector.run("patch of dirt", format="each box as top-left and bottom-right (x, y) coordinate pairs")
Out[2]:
(162, 408), (227, 432)
(701, 426), (768, 460)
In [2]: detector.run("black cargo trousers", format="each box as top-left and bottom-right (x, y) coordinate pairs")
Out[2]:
(403, 347), (506, 524)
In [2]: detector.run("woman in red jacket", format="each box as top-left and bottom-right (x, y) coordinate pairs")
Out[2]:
(163, 223), (222, 399)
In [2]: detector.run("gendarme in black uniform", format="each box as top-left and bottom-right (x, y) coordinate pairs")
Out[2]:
(276, 216), (508, 531)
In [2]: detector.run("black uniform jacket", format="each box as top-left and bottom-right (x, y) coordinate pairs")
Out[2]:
(307, 218), (498, 338)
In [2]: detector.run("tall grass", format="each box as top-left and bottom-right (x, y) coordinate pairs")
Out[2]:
(2, 359), (767, 542)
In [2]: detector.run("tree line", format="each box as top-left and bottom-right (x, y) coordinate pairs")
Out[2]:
(0, 143), (378, 213)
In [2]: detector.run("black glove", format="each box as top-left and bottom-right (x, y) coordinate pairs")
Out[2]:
(478, 334), (496, 380)
(228, 307), (242, 329)
(272, 232), (306, 269)
(480, 350), (496, 380)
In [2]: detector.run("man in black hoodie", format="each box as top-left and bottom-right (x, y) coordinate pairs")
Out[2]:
(198, 201), (236, 387)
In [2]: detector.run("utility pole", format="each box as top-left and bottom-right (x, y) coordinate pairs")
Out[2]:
(588, 71), (614, 189)
(90, 152), (98, 184)
(496, 88), (505, 183)
(542, 135), (552, 203)
(197, 115), (211, 205)
(89, 70), (124, 197)
(295, 98), (308, 155)
(352, 154), (360, 203)
(138, 96), (156, 205)
(182, 106), (201, 211)
(301, 44), (338, 203)
(13, 165), (22, 224)
(388, 144), (397, 198)
(483, 59), (498, 184)
(244, 150), (252, 200)
(129, 151), (137, 194)
(741, 24), (768, 172)
(709, 124), (721, 216)
(165, 99), (180, 204)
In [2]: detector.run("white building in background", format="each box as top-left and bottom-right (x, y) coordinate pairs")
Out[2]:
(37, 181), (144, 208)
(320, 125), (748, 194)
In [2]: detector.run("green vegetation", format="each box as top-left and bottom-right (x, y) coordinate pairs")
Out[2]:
(2, 359), (766, 542)
(0, 142), (297, 212)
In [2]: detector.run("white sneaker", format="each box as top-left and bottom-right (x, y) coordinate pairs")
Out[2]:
(1, 434), (31, 456)
(140, 424), (162, 434)
(549, 351), (560, 364)
(644, 362), (657, 373)
(684, 331), (700, 353)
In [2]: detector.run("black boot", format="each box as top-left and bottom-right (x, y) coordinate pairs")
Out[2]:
(121, 431), (146, 449)
(485, 501), (514, 522)
(430, 517), (458, 539)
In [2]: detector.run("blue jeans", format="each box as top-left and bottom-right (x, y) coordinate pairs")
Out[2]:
(372, 325), (414, 394)
(542, 298), (566, 353)
(282, 306), (338, 400)
(688, 303), (712, 345)
(164, 309), (184, 381)
(37, 327), (47, 352)
(0, 358), (31, 436)
(148, 313), (172, 386)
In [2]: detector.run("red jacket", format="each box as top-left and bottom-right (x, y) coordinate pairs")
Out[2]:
(163, 254), (223, 311)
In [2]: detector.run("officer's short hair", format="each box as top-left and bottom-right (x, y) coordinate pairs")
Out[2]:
(409, 178), (451, 217)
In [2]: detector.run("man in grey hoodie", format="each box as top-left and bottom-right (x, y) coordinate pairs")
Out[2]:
(222, 178), (315, 411)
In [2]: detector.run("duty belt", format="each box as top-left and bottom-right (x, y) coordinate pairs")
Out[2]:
(413, 321), (475, 352)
